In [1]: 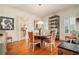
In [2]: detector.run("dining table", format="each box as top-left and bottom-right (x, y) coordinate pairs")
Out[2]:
(34, 34), (49, 47)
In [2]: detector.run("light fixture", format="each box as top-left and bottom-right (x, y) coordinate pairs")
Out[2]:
(37, 20), (43, 24)
(38, 4), (42, 6)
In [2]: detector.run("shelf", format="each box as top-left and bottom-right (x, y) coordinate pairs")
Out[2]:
(49, 15), (60, 40)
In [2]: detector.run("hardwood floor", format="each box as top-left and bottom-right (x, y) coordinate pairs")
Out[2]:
(6, 40), (61, 55)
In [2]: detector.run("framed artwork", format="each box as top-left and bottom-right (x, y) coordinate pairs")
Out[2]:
(0, 16), (14, 30)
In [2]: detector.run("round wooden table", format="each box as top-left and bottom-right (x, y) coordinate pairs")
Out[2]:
(34, 35), (47, 47)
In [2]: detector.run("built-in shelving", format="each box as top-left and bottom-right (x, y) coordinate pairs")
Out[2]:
(48, 15), (60, 40)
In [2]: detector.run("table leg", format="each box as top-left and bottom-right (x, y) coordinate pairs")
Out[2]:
(40, 40), (44, 48)
(70, 39), (72, 43)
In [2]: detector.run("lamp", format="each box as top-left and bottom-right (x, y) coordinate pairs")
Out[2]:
(37, 20), (43, 35)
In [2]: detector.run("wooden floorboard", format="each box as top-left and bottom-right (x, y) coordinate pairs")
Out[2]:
(6, 40), (61, 55)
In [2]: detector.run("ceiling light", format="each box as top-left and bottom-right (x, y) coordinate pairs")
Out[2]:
(38, 4), (42, 6)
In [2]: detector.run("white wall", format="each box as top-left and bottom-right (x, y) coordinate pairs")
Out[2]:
(0, 5), (79, 42)
(0, 5), (39, 42)
(42, 6), (79, 40)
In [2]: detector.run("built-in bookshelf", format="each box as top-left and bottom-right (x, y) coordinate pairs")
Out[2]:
(49, 15), (60, 40)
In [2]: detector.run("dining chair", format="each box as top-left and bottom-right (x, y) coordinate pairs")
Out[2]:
(28, 32), (41, 53)
(43, 30), (57, 52)
(65, 32), (77, 43)
(6, 33), (20, 53)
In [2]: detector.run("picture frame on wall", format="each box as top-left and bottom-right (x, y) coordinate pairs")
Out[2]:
(0, 16), (14, 30)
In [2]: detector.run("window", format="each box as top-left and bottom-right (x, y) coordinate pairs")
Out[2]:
(64, 17), (76, 34)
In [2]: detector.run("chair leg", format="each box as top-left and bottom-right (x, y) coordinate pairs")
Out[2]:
(43, 42), (45, 47)
(32, 44), (34, 53)
(40, 42), (41, 47)
(11, 39), (12, 45)
(28, 42), (31, 49)
(50, 43), (52, 54)
(44, 42), (46, 47)
(27, 42), (30, 49)
(52, 41), (55, 48)
(70, 39), (72, 43)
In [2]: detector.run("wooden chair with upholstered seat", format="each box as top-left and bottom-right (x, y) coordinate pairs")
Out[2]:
(43, 30), (57, 53)
(28, 32), (41, 53)
(6, 37), (12, 44)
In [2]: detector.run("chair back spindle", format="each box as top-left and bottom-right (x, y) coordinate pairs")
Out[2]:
(51, 31), (57, 44)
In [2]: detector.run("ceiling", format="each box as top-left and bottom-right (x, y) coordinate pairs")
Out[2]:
(6, 4), (77, 17)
